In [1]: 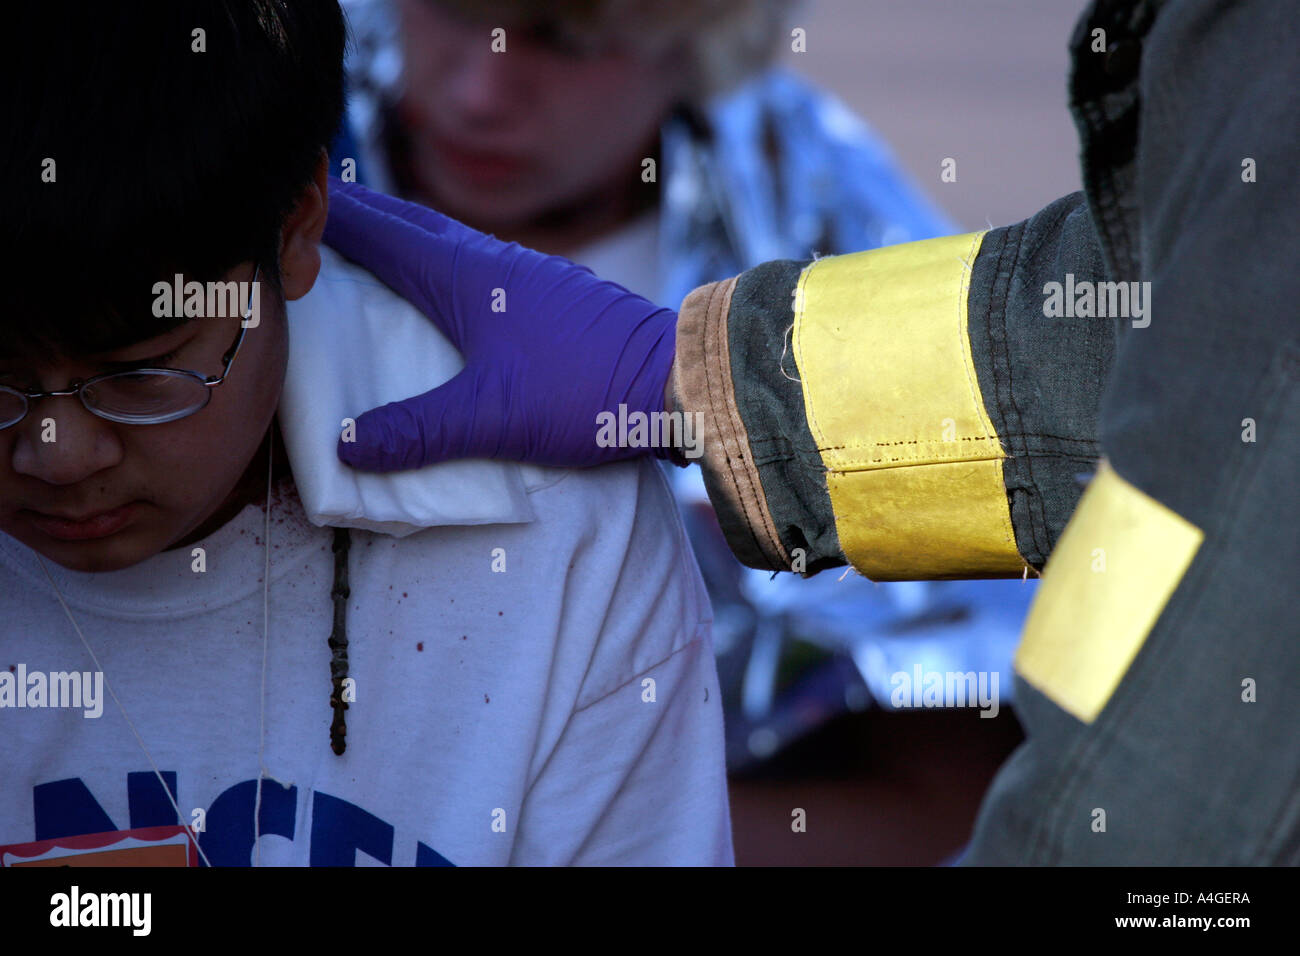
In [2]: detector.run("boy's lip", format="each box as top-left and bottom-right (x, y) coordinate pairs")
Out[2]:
(24, 502), (140, 541)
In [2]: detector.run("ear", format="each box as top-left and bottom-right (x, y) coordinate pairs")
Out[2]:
(278, 150), (330, 301)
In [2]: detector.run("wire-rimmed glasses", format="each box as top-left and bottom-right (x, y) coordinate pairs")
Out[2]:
(0, 265), (260, 429)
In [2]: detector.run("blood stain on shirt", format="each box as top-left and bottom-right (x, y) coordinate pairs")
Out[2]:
(417, 642), (424, 652)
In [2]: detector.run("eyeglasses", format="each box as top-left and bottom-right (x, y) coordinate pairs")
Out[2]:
(0, 265), (260, 430)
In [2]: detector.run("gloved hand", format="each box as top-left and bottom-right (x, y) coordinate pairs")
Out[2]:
(321, 178), (679, 471)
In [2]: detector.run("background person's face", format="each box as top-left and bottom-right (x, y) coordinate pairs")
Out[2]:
(0, 268), (288, 573)
(395, 0), (684, 229)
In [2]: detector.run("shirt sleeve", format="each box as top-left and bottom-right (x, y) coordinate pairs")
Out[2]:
(501, 456), (734, 866)
(508, 634), (734, 866)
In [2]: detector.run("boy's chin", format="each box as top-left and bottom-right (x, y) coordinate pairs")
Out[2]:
(9, 520), (163, 574)
(33, 538), (158, 574)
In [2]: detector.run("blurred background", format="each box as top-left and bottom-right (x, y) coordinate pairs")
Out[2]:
(337, 0), (1087, 864)
(783, 0), (1083, 231)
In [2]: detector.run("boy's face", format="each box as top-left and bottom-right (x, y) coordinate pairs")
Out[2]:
(0, 266), (288, 573)
(0, 164), (328, 574)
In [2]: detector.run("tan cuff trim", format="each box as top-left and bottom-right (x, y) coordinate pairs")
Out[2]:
(673, 276), (790, 571)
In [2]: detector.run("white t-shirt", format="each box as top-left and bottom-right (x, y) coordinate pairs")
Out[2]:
(0, 432), (732, 866)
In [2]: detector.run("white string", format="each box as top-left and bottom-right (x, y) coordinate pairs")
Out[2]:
(778, 322), (802, 384)
(253, 427), (272, 867)
(35, 556), (214, 869)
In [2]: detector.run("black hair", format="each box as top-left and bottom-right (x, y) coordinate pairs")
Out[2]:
(0, 1), (347, 364)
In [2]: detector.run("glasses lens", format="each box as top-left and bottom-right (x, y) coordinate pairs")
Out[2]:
(82, 370), (210, 424)
(0, 387), (26, 428)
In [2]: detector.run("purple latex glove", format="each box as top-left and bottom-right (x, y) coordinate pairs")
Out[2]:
(321, 178), (678, 471)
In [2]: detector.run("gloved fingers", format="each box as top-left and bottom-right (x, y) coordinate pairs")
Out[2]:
(328, 177), (469, 242)
(323, 184), (468, 350)
(329, 177), (567, 280)
(335, 365), (504, 470)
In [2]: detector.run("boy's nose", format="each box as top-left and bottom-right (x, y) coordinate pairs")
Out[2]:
(8, 401), (125, 486)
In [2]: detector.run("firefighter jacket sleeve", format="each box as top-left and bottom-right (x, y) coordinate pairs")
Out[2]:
(668, 190), (1117, 580)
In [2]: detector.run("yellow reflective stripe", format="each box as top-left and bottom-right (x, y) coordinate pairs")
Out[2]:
(1015, 460), (1204, 723)
(792, 231), (1023, 579)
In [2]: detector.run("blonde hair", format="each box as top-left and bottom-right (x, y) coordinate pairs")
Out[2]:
(427, 0), (797, 101)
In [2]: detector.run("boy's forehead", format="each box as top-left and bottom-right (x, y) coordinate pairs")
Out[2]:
(1, 259), (266, 366)
(0, 317), (194, 365)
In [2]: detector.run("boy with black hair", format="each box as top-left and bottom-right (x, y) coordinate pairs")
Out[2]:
(0, 1), (732, 866)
